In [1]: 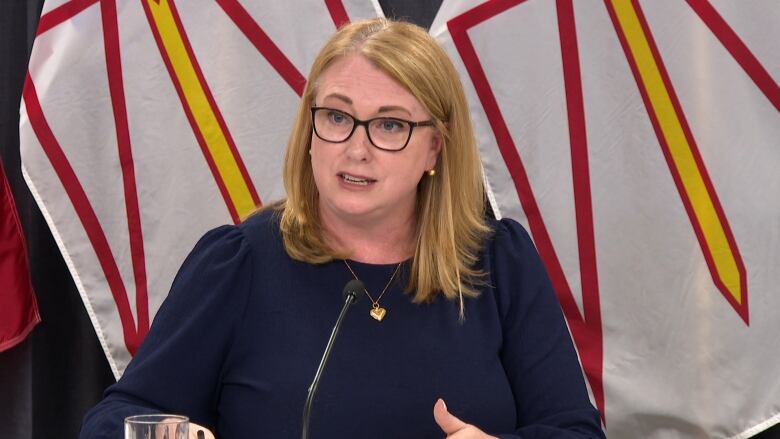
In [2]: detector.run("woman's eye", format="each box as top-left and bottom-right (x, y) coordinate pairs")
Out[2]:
(379, 119), (403, 132)
(327, 111), (349, 124)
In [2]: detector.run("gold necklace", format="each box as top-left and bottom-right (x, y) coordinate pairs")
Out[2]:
(343, 260), (402, 322)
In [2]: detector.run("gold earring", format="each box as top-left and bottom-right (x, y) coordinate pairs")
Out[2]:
(427, 169), (436, 177)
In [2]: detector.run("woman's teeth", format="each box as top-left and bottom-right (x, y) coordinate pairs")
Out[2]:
(341, 174), (372, 185)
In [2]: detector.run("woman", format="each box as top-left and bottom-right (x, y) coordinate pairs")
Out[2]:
(81, 18), (605, 439)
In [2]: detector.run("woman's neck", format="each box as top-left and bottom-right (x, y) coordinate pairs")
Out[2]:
(321, 209), (416, 264)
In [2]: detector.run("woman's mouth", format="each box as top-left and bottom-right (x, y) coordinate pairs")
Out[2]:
(339, 173), (376, 186)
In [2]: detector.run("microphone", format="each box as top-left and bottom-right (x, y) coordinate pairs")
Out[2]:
(301, 279), (365, 439)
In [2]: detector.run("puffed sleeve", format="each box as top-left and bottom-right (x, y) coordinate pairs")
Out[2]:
(80, 224), (254, 438)
(490, 219), (605, 438)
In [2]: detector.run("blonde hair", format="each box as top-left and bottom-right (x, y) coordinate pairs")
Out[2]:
(278, 18), (490, 310)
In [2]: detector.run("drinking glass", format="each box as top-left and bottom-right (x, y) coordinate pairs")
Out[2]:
(125, 414), (189, 439)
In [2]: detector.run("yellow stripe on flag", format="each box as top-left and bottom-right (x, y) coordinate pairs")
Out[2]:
(611, 0), (743, 305)
(147, 0), (257, 219)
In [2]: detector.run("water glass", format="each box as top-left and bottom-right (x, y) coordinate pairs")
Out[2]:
(125, 414), (189, 439)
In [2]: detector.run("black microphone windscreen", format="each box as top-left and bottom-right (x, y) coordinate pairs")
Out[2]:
(343, 279), (366, 304)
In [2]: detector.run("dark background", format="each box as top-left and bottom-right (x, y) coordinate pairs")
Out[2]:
(0, 0), (777, 438)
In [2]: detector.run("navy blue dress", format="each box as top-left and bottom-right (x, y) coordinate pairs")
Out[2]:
(80, 210), (605, 438)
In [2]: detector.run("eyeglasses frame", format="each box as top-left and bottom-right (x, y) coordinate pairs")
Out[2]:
(310, 106), (435, 152)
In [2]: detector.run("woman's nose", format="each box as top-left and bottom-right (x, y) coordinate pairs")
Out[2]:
(344, 124), (372, 160)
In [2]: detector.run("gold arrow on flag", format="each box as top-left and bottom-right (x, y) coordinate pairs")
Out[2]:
(144, 0), (261, 222)
(608, 0), (748, 323)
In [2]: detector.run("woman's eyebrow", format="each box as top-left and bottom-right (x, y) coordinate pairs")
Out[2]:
(377, 105), (412, 117)
(322, 93), (352, 105)
(322, 93), (412, 117)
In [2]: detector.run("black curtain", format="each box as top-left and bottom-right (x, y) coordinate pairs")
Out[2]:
(1, 1), (777, 438)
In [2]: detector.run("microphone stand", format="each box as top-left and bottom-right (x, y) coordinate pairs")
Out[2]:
(301, 280), (365, 439)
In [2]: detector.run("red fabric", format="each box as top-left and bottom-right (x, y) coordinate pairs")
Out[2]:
(0, 162), (40, 351)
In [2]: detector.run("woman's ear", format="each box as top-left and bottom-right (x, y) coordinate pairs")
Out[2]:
(426, 131), (442, 170)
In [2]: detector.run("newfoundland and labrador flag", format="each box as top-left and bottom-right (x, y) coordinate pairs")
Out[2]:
(20, 0), (780, 438)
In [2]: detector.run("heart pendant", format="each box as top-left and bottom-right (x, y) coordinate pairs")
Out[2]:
(369, 306), (387, 321)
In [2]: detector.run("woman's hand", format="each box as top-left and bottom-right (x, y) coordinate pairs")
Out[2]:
(188, 422), (216, 439)
(433, 399), (499, 439)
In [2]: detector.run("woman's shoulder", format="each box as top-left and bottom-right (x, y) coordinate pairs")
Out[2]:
(180, 207), (283, 272)
(480, 215), (553, 315)
(483, 216), (536, 261)
(239, 206), (281, 233)
(235, 206), (285, 250)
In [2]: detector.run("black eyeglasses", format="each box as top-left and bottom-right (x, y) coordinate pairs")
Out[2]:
(310, 106), (435, 152)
